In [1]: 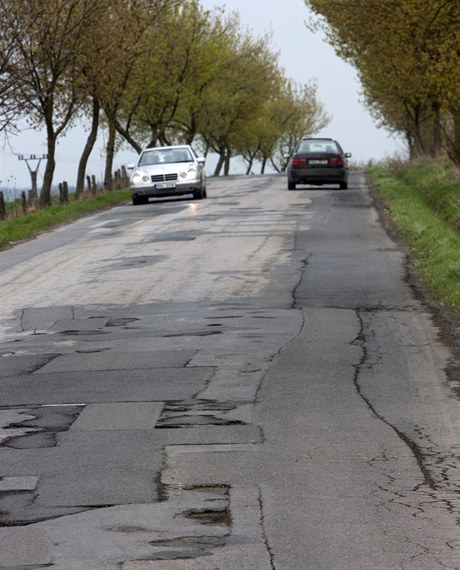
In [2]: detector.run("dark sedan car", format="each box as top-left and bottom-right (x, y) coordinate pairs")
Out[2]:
(287, 137), (351, 190)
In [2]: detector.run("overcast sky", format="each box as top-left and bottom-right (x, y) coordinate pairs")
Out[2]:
(200, 0), (405, 160)
(1, 0), (405, 190)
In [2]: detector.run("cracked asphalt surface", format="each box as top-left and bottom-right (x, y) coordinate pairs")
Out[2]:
(0, 172), (459, 569)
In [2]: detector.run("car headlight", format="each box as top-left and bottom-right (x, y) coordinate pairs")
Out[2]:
(180, 167), (197, 180)
(131, 172), (150, 185)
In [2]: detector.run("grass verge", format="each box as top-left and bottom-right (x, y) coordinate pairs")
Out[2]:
(369, 161), (460, 321)
(0, 188), (131, 250)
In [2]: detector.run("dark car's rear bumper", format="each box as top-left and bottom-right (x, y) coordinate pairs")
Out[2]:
(288, 167), (348, 185)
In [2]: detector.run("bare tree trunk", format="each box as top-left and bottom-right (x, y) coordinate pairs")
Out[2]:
(244, 151), (258, 175)
(214, 150), (225, 176)
(115, 117), (142, 154)
(104, 117), (116, 190)
(224, 148), (231, 175)
(76, 97), (100, 198)
(40, 123), (57, 207)
(431, 100), (442, 157)
(260, 157), (267, 174)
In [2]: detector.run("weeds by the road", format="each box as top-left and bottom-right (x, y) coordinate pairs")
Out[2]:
(0, 188), (131, 250)
(369, 159), (460, 320)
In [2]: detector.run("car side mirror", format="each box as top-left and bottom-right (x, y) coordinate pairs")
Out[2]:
(126, 164), (135, 170)
(197, 157), (205, 164)
(345, 153), (352, 158)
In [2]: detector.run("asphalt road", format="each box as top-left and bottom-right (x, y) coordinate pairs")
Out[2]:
(0, 172), (459, 569)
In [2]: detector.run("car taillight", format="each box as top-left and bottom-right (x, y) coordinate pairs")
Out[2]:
(329, 157), (344, 167)
(292, 158), (307, 167)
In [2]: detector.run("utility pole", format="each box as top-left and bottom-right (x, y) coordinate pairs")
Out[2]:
(18, 154), (48, 203)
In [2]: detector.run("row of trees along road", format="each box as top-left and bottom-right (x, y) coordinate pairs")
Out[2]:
(0, 0), (329, 207)
(305, 0), (460, 164)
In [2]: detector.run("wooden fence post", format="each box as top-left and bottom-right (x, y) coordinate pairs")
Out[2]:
(59, 182), (69, 205)
(21, 191), (27, 215)
(0, 191), (6, 220)
(114, 169), (121, 189)
(121, 165), (129, 187)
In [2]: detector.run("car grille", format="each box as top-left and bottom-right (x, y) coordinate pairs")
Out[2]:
(151, 173), (178, 182)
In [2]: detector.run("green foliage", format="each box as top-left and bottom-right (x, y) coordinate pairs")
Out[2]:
(369, 161), (460, 318)
(0, 0), (326, 193)
(305, 0), (460, 162)
(0, 189), (130, 250)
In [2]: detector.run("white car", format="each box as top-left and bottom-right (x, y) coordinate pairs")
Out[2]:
(129, 145), (207, 205)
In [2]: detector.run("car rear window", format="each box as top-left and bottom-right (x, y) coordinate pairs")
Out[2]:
(297, 141), (340, 154)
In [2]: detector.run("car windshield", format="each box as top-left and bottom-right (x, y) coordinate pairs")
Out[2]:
(297, 141), (340, 154)
(139, 148), (192, 166)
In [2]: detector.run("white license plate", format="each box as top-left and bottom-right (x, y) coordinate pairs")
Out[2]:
(309, 159), (328, 165)
(154, 182), (176, 189)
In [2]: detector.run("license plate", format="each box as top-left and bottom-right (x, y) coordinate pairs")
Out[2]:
(154, 182), (176, 189)
(309, 159), (328, 165)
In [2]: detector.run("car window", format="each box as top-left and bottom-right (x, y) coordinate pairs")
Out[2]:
(162, 149), (192, 163)
(298, 142), (311, 153)
(298, 141), (340, 154)
(139, 148), (192, 166)
(139, 151), (161, 166)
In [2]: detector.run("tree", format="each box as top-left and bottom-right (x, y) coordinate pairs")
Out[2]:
(0, 2), (22, 134)
(305, 0), (460, 162)
(114, 2), (243, 155)
(73, 0), (180, 196)
(235, 79), (329, 174)
(95, 0), (176, 190)
(196, 19), (281, 175)
(0, 0), (106, 206)
(266, 81), (329, 173)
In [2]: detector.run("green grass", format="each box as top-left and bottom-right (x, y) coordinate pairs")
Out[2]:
(396, 160), (460, 232)
(0, 188), (131, 250)
(369, 161), (460, 319)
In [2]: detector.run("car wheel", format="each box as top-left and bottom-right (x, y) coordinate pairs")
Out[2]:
(132, 195), (148, 205)
(339, 182), (348, 190)
(288, 180), (296, 190)
(193, 186), (205, 199)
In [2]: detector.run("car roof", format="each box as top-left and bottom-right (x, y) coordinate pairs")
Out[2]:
(301, 137), (335, 141)
(141, 145), (190, 152)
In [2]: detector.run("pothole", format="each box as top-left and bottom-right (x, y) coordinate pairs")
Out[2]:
(155, 400), (247, 428)
(106, 317), (139, 327)
(162, 330), (222, 338)
(59, 330), (109, 336)
(183, 508), (231, 526)
(147, 536), (226, 560)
